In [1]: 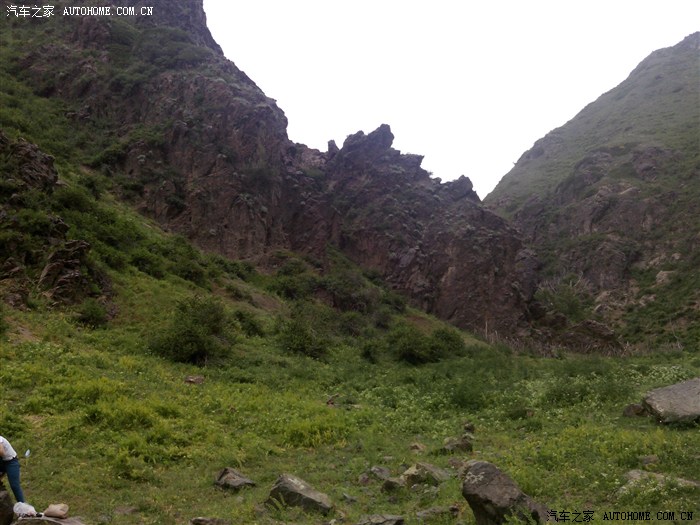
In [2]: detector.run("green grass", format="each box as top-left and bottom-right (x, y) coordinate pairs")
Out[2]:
(2, 291), (699, 524)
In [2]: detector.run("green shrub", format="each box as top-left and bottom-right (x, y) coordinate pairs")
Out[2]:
(387, 322), (433, 364)
(277, 317), (325, 358)
(130, 247), (165, 278)
(149, 295), (234, 365)
(76, 298), (108, 328)
(234, 309), (264, 337)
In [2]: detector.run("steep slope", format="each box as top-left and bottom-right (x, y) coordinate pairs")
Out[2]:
(486, 33), (700, 347)
(1, 0), (540, 337)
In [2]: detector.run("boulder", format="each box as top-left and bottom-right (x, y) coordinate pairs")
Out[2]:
(1, 485), (12, 525)
(642, 377), (700, 423)
(266, 473), (333, 515)
(356, 515), (404, 525)
(214, 468), (256, 491)
(402, 463), (451, 487)
(461, 460), (548, 525)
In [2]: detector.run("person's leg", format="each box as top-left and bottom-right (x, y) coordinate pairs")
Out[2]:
(4, 459), (25, 502)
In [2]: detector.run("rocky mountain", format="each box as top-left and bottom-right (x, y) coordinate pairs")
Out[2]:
(486, 32), (700, 347)
(1, 0), (540, 338)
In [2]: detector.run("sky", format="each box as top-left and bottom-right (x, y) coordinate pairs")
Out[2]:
(202, 1), (699, 198)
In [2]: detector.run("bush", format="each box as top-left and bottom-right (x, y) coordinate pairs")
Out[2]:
(76, 298), (108, 328)
(149, 295), (234, 365)
(277, 317), (325, 358)
(130, 247), (165, 278)
(387, 323), (433, 364)
(234, 310), (264, 337)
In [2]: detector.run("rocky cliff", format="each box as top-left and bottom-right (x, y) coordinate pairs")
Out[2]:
(486, 32), (700, 347)
(1, 0), (541, 337)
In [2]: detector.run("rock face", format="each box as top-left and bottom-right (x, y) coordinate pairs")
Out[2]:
(0, 132), (104, 307)
(266, 473), (333, 515)
(3, 2), (542, 339)
(642, 377), (700, 423)
(486, 33), (700, 346)
(461, 460), (548, 525)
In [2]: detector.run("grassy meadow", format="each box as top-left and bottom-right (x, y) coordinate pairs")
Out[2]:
(1, 256), (699, 524)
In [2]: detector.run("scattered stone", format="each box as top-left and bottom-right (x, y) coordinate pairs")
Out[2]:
(461, 460), (548, 525)
(356, 514), (404, 525)
(622, 403), (647, 417)
(410, 442), (427, 453)
(441, 434), (473, 454)
(190, 518), (231, 525)
(639, 455), (659, 466)
(416, 505), (460, 521)
(463, 421), (476, 433)
(369, 466), (392, 481)
(266, 473), (333, 515)
(381, 477), (405, 493)
(642, 377), (700, 423)
(342, 492), (357, 503)
(215, 468), (256, 491)
(403, 463), (452, 487)
(618, 470), (700, 494)
(185, 375), (205, 384)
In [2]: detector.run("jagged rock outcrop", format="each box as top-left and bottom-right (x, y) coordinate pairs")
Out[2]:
(322, 125), (540, 335)
(0, 132), (104, 306)
(3, 3), (543, 337)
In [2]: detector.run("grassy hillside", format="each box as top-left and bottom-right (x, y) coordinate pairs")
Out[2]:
(486, 33), (700, 214)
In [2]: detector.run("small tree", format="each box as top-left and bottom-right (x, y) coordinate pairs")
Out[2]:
(149, 295), (233, 365)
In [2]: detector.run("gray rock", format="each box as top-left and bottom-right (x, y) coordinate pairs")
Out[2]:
(403, 463), (452, 486)
(266, 473), (333, 515)
(381, 477), (405, 492)
(190, 518), (231, 525)
(356, 515), (404, 525)
(369, 466), (392, 481)
(441, 434), (474, 453)
(214, 467), (256, 491)
(461, 460), (548, 525)
(642, 377), (700, 423)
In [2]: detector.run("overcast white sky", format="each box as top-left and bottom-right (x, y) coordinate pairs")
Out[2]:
(203, 1), (699, 198)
